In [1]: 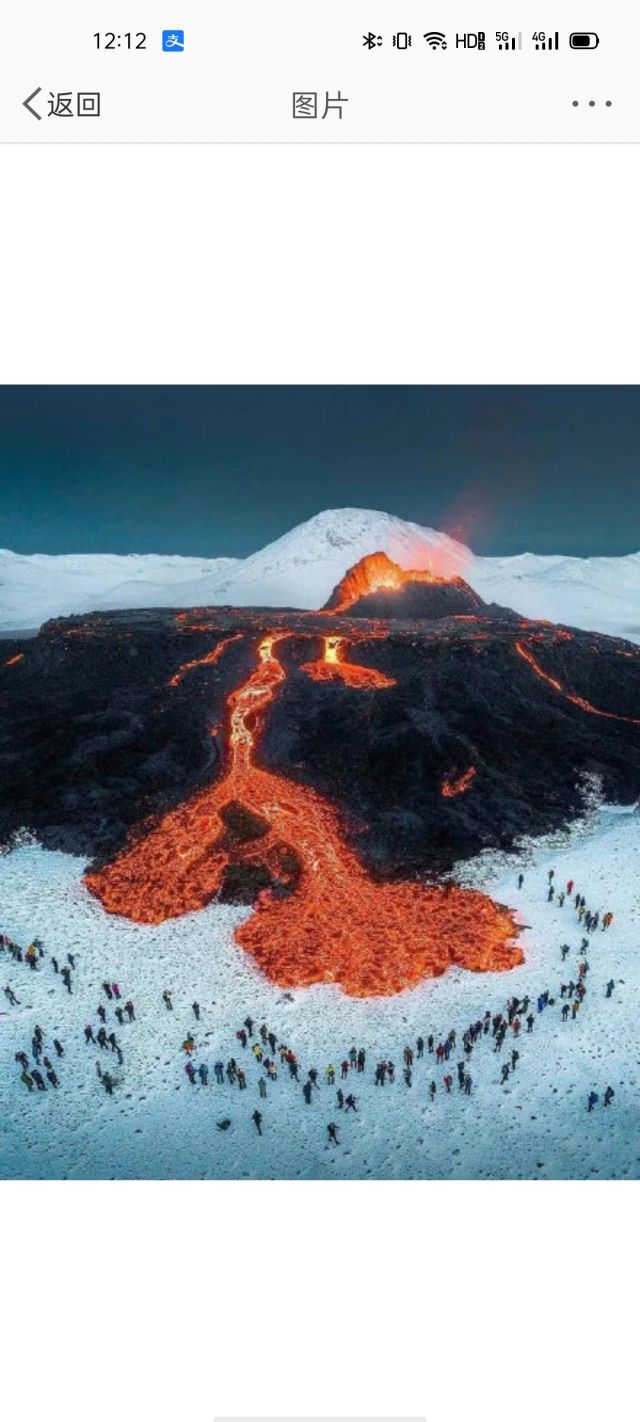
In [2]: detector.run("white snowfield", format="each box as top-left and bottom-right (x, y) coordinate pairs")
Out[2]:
(2, 507), (639, 641)
(0, 807), (638, 1180)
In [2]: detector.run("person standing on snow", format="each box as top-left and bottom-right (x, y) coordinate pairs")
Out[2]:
(587, 1091), (599, 1112)
(252, 1109), (263, 1135)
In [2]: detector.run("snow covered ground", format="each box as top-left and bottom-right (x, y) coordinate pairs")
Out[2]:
(1, 806), (638, 1180)
(3, 508), (639, 641)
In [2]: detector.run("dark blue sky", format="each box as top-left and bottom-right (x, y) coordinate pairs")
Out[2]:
(0, 387), (638, 557)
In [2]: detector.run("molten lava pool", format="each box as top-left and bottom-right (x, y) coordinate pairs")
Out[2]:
(85, 632), (523, 997)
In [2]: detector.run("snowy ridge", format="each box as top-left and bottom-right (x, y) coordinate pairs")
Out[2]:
(1, 508), (639, 641)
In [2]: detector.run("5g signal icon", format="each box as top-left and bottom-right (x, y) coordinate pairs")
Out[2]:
(424, 32), (447, 49)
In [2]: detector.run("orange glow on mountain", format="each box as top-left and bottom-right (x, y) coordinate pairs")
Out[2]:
(300, 635), (396, 689)
(327, 548), (452, 611)
(442, 766), (477, 798)
(86, 634), (521, 996)
(515, 640), (640, 726)
(168, 633), (243, 687)
(3, 653), (24, 668)
(327, 550), (476, 614)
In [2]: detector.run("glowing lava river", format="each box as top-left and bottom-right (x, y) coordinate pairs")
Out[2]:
(85, 633), (522, 997)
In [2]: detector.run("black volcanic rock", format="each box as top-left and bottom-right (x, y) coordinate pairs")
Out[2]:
(339, 580), (484, 620)
(1, 601), (639, 884)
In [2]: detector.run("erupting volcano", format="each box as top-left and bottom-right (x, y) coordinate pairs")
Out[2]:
(85, 632), (522, 996)
(3, 544), (640, 1000)
(324, 550), (484, 620)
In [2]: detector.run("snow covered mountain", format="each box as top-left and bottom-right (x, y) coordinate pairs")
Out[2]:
(2, 507), (639, 642)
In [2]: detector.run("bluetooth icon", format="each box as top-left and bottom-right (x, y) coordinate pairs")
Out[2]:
(363, 32), (383, 49)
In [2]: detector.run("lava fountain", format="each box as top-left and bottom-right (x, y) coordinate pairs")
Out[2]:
(85, 633), (522, 996)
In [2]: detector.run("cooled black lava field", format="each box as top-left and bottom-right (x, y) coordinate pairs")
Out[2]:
(2, 558), (640, 885)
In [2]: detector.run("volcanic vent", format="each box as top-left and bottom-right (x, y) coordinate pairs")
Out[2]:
(324, 551), (485, 619)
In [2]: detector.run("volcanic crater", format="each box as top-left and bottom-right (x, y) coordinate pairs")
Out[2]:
(2, 550), (639, 996)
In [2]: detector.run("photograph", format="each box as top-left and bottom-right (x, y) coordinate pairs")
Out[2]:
(1, 385), (639, 1180)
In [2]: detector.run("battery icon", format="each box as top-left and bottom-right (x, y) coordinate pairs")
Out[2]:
(569, 33), (599, 49)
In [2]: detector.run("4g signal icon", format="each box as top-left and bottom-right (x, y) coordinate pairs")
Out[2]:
(424, 32), (447, 49)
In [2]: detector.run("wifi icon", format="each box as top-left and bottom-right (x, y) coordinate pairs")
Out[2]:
(424, 32), (447, 49)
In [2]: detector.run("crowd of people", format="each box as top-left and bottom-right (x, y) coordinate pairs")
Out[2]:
(1, 863), (622, 1150)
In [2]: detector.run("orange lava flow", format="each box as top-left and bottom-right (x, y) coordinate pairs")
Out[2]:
(168, 633), (243, 687)
(515, 641), (640, 726)
(300, 635), (395, 690)
(442, 766), (477, 798)
(328, 550), (478, 614)
(86, 635), (522, 996)
(3, 653), (24, 667)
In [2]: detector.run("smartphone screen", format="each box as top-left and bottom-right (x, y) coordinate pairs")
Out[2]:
(1, 9), (637, 1422)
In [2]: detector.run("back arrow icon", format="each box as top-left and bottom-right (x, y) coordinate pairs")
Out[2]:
(23, 87), (42, 120)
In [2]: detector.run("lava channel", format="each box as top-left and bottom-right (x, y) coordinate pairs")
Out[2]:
(167, 633), (243, 688)
(442, 766), (477, 798)
(300, 635), (395, 689)
(86, 633), (522, 997)
(515, 640), (640, 726)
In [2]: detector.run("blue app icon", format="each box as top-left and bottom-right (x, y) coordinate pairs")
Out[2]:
(162, 30), (185, 52)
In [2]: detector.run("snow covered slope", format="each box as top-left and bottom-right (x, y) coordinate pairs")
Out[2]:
(472, 550), (640, 644)
(1, 807), (638, 1179)
(0, 550), (238, 631)
(2, 508), (639, 641)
